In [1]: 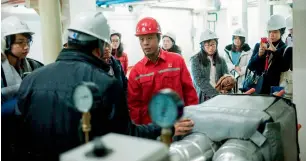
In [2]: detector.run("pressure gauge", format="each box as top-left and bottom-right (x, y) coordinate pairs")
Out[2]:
(149, 88), (184, 128)
(72, 82), (100, 113)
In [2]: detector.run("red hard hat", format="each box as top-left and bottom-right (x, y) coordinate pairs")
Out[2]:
(135, 17), (161, 36)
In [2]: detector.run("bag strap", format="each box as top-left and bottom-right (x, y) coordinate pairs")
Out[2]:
(244, 67), (252, 80)
(283, 46), (290, 56)
(265, 42), (283, 72)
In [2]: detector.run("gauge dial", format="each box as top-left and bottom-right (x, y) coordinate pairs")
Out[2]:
(149, 94), (178, 128)
(73, 85), (93, 113)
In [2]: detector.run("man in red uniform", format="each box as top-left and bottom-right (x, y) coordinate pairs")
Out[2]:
(128, 17), (199, 125)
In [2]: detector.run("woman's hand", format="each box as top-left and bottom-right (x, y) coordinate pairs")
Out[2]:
(235, 66), (241, 72)
(259, 43), (267, 57)
(267, 40), (277, 52)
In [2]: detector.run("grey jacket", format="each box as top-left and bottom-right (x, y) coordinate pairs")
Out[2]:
(190, 51), (229, 103)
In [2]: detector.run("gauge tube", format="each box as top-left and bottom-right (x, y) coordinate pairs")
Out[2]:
(149, 88), (184, 128)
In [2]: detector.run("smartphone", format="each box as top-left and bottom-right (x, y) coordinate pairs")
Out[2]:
(261, 37), (268, 44)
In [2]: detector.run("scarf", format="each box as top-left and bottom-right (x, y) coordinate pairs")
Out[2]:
(1, 54), (33, 100)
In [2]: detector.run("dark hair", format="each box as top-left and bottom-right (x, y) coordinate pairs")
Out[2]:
(5, 33), (33, 54)
(110, 33), (122, 40)
(163, 45), (182, 54)
(198, 39), (221, 66)
(162, 36), (182, 54)
(110, 33), (125, 57)
(231, 36), (245, 52)
(268, 28), (286, 37)
(68, 38), (99, 53)
(157, 34), (161, 42)
(279, 28), (286, 36)
(111, 43), (124, 57)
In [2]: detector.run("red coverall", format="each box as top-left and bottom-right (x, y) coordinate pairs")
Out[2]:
(128, 49), (198, 124)
(114, 52), (128, 75)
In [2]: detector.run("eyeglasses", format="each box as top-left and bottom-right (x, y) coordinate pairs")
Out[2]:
(204, 44), (216, 48)
(111, 39), (120, 43)
(14, 41), (33, 47)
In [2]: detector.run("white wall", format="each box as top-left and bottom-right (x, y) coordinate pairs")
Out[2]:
(103, 7), (140, 66)
(274, 4), (292, 40)
(215, 4), (292, 59)
(2, 1), (303, 159)
(146, 7), (194, 63)
(101, 0), (211, 66)
(1, 2), (292, 66)
(214, 7), (259, 58)
(103, 6), (194, 66)
(215, 9), (229, 57)
(1, 5), (195, 66)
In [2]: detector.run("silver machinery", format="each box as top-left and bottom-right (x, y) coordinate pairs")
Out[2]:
(61, 85), (300, 161)
(169, 95), (299, 161)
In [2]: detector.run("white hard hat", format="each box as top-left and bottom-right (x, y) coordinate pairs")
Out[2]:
(68, 11), (110, 45)
(267, 14), (286, 31)
(200, 29), (218, 43)
(110, 29), (119, 35)
(110, 29), (122, 39)
(232, 28), (246, 37)
(1, 16), (34, 37)
(163, 32), (176, 42)
(286, 15), (293, 30)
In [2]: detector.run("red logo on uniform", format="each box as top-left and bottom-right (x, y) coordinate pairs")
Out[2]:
(168, 63), (172, 67)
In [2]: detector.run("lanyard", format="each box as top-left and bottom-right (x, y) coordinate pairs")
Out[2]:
(265, 54), (269, 71)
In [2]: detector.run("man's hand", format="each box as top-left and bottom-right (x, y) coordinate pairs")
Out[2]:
(174, 118), (194, 136)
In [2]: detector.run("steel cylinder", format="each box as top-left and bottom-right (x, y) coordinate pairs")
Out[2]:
(169, 133), (218, 161)
(213, 139), (264, 161)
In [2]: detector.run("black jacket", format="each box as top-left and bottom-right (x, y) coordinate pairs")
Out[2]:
(248, 40), (287, 94)
(109, 56), (127, 94)
(1, 57), (43, 161)
(15, 49), (161, 161)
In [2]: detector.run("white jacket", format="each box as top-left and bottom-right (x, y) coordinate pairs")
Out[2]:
(224, 44), (252, 90)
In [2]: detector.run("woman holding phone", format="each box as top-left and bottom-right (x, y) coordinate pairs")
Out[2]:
(247, 14), (288, 94)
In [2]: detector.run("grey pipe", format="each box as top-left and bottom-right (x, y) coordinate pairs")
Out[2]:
(169, 133), (218, 161)
(213, 139), (264, 161)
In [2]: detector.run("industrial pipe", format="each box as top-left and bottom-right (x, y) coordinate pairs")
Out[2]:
(169, 132), (218, 161)
(213, 139), (264, 161)
(39, 0), (63, 64)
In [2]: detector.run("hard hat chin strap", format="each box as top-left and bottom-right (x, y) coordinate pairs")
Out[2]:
(6, 51), (20, 59)
(4, 36), (22, 60)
